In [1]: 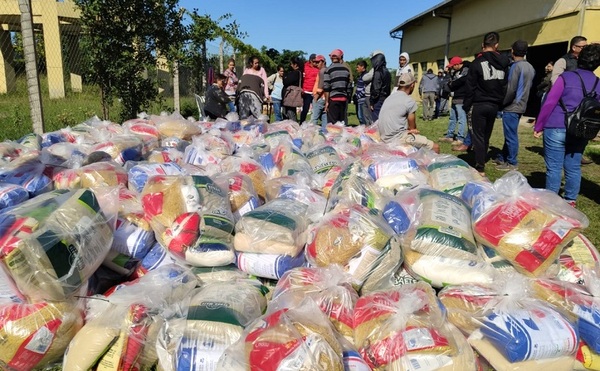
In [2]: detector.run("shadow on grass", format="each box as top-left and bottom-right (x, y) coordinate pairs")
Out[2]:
(527, 172), (546, 189)
(526, 145), (544, 157)
(587, 151), (600, 164)
(528, 171), (600, 204)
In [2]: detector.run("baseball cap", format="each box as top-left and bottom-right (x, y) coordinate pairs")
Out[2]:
(397, 72), (416, 87)
(448, 56), (463, 67)
(329, 49), (344, 58)
(309, 53), (317, 61)
(371, 49), (384, 57)
(315, 54), (326, 62)
(512, 40), (528, 57)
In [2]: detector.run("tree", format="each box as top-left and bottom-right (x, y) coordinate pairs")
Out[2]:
(74, 0), (185, 121)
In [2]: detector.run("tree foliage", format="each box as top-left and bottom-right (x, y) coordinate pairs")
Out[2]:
(74, 0), (185, 121)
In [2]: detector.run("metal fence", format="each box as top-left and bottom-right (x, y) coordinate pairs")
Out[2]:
(0, 0), (241, 135)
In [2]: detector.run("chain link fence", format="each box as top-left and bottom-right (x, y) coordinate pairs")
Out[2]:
(0, 1), (241, 138)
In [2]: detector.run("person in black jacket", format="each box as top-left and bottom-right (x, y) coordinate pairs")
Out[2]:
(204, 73), (230, 120)
(370, 50), (391, 121)
(463, 32), (510, 175)
(282, 56), (303, 122)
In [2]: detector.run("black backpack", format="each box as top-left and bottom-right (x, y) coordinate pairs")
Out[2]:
(559, 72), (600, 140)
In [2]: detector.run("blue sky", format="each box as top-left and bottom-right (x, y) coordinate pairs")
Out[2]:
(179, 0), (442, 69)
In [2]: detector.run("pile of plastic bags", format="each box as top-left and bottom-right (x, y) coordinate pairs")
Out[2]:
(0, 111), (596, 370)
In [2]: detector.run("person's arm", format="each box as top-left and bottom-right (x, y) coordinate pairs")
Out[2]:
(503, 64), (518, 107)
(407, 112), (417, 131)
(463, 63), (478, 112)
(551, 58), (566, 84)
(534, 76), (565, 134)
(260, 68), (270, 99)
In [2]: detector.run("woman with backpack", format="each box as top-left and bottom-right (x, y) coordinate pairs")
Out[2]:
(533, 43), (600, 207)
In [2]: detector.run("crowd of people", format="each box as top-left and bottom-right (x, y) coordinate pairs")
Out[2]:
(203, 33), (600, 207)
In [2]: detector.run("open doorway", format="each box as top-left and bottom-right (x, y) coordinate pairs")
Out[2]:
(524, 41), (568, 117)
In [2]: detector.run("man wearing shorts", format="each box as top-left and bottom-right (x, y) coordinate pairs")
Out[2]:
(378, 72), (440, 153)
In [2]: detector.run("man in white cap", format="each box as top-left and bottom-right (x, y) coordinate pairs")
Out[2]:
(378, 72), (440, 153)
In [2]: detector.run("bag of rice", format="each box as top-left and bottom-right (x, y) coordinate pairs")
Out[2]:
(354, 282), (475, 370)
(191, 264), (250, 283)
(151, 113), (202, 140)
(234, 198), (308, 256)
(306, 202), (401, 292)
(0, 183), (29, 210)
(304, 144), (342, 175)
(157, 280), (267, 371)
(214, 172), (259, 222)
(127, 162), (183, 194)
(472, 172), (589, 277)
(216, 298), (344, 371)
(236, 250), (305, 280)
(64, 264), (197, 371)
(368, 157), (428, 192)
(556, 234), (600, 284)
(427, 154), (483, 196)
(111, 217), (155, 259)
(326, 161), (387, 212)
(0, 189), (114, 301)
(0, 300), (84, 371)
(54, 161), (128, 189)
(477, 275), (579, 363)
(270, 265), (358, 341)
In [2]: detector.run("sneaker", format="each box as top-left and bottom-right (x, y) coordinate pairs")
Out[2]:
(439, 137), (455, 143)
(566, 200), (577, 208)
(452, 144), (469, 152)
(492, 158), (505, 166)
(496, 163), (518, 171)
(581, 156), (593, 165)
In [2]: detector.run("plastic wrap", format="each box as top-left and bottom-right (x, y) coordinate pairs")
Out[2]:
(0, 299), (84, 371)
(304, 143), (342, 175)
(111, 217), (155, 259)
(438, 284), (498, 335)
(236, 250), (305, 280)
(92, 134), (144, 165)
(0, 158), (53, 196)
(472, 172), (589, 277)
(64, 265), (197, 371)
(220, 154), (269, 202)
(216, 298), (344, 371)
(556, 234), (600, 284)
(0, 182), (29, 210)
(136, 242), (179, 277)
(427, 155), (483, 196)
(270, 266), (358, 341)
(151, 113), (202, 140)
(127, 162), (183, 194)
(157, 280), (267, 371)
(368, 156), (428, 192)
(354, 282), (476, 370)
(147, 146), (184, 164)
(305, 202), (401, 292)
(53, 161), (128, 189)
(40, 142), (89, 167)
(214, 172), (259, 222)
(191, 264), (250, 284)
(326, 161), (387, 213)
(399, 187), (494, 287)
(265, 175), (327, 223)
(0, 189), (114, 301)
(234, 198), (308, 256)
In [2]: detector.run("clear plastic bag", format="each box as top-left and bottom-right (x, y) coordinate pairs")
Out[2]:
(214, 172), (260, 222)
(53, 161), (128, 189)
(151, 112), (202, 140)
(157, 279), (267, 371)
(0, 299), (84, 371)
(0, 182), (29, 210)
(427, 154), (484, 196)
(127, 162), (183, 194)
(0, 189), (115, 301)
(305, 202), (400, 292)
(0, 158), (53, 197)
(216, 298), (344, 371)
(472, 172), (589, 277)
(326, 161), (388, 213)
(234, 198), (308, 256)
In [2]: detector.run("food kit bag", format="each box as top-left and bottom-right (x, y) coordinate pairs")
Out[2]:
(0, 189), (114, 301)
(0, 183), (29, 210)
(305, 202), (401, 292)
(426, 154), (482, 196)
(53, 161), (128, 189)
(216, 298), (344, 371)
(127, 162), (184, 194)
(472, 172), (589, 277)
(234, 198), (308, 257)
(0, 158), (53, 196)
(368, 156), (428, 192)
(214, 172), (259, 222)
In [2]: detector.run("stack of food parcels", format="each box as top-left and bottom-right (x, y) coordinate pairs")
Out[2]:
(0, 111), (597, 370)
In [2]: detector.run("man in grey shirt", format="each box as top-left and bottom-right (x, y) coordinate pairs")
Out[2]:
(495, 40), (535, 171)
(378, 73), (440, 153)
